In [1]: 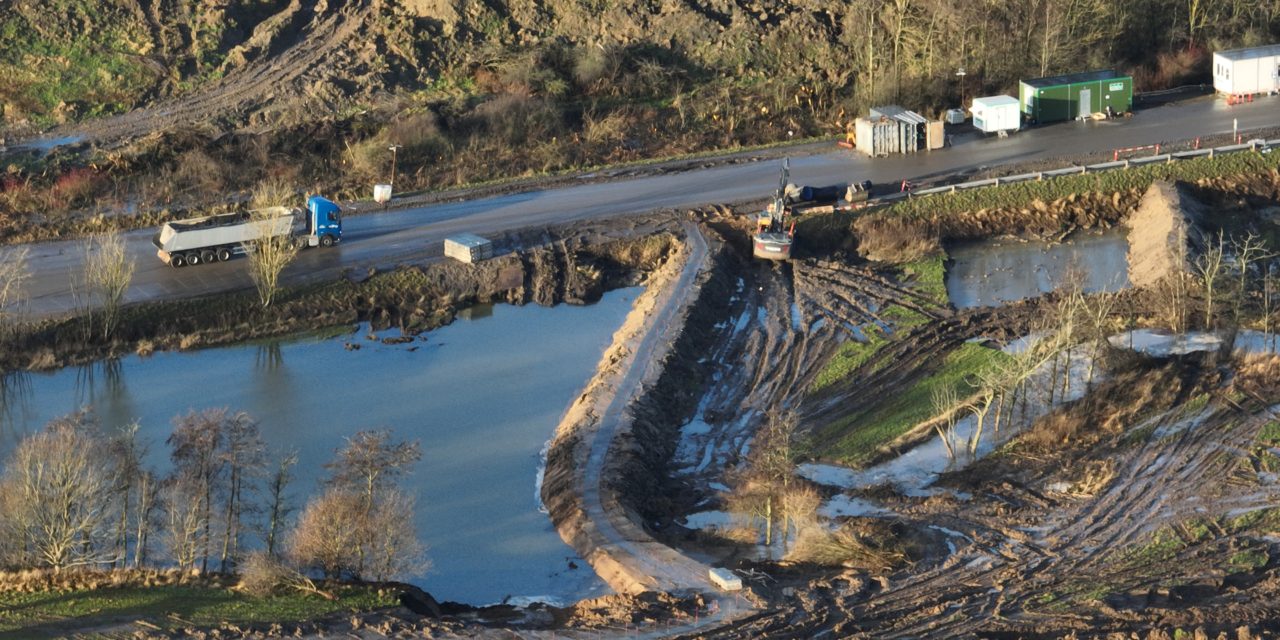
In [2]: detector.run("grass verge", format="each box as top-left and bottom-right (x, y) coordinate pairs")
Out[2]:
(0, 584), (395, 638)
(813, 343), (1011, 466)
(885, 149), (1280, 222)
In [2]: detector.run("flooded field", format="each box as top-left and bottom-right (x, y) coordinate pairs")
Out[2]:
(0, 289), (643, 605)
(946, 230), (1130, 308)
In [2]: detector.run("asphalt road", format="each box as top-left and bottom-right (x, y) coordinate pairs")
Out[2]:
(9, 94), (1279, 318)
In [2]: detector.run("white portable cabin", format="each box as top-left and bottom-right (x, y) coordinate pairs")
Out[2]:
(1213, 44), (1280, 95)
(969, 95), (1021, 134)
(444, 233), (493, 263)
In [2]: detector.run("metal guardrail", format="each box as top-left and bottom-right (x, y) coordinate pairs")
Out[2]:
(889, 138), (1278, 202)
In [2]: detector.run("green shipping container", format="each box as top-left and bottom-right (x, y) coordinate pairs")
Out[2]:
(1019, 70), (1133, 124)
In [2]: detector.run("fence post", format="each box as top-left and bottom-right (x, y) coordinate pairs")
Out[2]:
(1154, 143), (1160, 155)
(1038, 172), (1044, 181)
(1113, 149), (1119, 161)
(1209, 148), (1215, 158)
(1194, 137), (1201, 150)
(994, 177), (1000, 186)
(1124, 159), (1130, 168)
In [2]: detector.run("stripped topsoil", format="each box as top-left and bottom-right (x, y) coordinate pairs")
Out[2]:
(11, 171), (1280, 638)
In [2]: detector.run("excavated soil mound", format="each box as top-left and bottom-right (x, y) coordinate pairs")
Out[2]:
(1126, 180), (1208, 288)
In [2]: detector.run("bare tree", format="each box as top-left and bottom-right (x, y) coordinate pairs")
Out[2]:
(162, 477), (207, 570)
(108, 422), (146, 568)
(249, 178), (296, 210)
(1265, 262), (1278, 352)
(1079, 291), (1120, 389)
(727, 412), (793, 552)
(1231, 232), (1273, 328)
(0, 413), (118, 570)
(218, 413), (266, 572)
(325, 430), (422, 509)
(245, 206), (300, 308)
(288, 487), (364, 579)
(1196, 231), (1228, 332)
(306, 430), (426, 579)
(779, 484), (822, 555)
(167, 409), (227, 572)
(930, 385), (960, 462)
(0, 246), (29, 337)
(84, 229), (135, 340)
(134, 469), (159, 568)
(363, 489), (428, 581)
(264, 451), (299, 558)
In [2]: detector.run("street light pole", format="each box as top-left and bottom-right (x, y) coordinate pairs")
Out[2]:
(956, 67), (967, 110)
(388, 144), (401, 188)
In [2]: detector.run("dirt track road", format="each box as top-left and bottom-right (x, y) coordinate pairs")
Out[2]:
(579, 220), (718, 593)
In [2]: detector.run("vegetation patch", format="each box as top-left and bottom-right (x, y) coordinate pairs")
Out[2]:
(0, 583), (394, 637)
(897, 253), (948, 306)
(808, 328), (890, 393)
(813, 343), (1012, 467)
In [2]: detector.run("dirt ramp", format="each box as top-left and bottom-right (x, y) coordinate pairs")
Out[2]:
(1126, 180), (1208, 288)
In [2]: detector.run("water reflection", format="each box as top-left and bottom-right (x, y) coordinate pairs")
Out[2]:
(946, 230), (1130, 308)
(0, 289), (638, 604)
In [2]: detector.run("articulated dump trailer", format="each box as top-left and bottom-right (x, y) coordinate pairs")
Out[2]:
(153, 196), (343, 267)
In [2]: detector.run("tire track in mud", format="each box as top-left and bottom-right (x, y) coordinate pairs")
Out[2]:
(56, 0), (378, 146)
(693, 373), (1280, 638)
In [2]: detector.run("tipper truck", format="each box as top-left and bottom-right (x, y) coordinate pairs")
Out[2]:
(153, 195), (343, 267)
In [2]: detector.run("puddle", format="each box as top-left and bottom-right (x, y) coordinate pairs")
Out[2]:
(7, 135), (85, 156)
(0, 289), (643, 605)
(1109, 328), (1280, 357)
(946, 230), (1130, 308)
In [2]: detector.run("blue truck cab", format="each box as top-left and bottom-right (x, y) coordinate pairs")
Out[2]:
(306, 195), (343, 247)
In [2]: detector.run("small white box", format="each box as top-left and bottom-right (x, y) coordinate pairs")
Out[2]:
(708, 567), (742, 591)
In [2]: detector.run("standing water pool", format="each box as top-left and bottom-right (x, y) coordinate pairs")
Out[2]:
(946, 230), (1130, 308)
(0, 288), (643, 605)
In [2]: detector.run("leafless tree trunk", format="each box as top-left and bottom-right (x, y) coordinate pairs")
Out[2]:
(109, 422), (145, 568)
(134, 470), (158, 568)
(168, 409), (228, 572)
(0, 246), (29, 338)
(163, 477), (206, 570)
(931, 385), (960, 462)
(1232, 233), (1273, 328)
(265, 451), (298, 558)
(84, 229), (135, 340)
(218, 413), (265, 573)
(1197, 232), (1228, 332)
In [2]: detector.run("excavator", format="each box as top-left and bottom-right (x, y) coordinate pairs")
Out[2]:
(752, 159), (872, 260)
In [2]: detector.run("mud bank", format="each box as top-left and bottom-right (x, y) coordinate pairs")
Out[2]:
(1, 225), (678, 372)
(1127, 180), (1208, 288)
(541, 223), (736, 594)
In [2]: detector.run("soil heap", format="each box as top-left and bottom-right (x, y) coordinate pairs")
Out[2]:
(1126, 180), (1208, 288)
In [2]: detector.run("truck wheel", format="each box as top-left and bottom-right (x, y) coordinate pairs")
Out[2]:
(201, 250), (216, 264)
(187, 251), (202, 266)
(320, 234), (335, 247)
(217, 247), (232, 262)
(171, 254), (186, 268)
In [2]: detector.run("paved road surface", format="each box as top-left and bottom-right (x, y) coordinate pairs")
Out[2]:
(9, 94), (1278, 317)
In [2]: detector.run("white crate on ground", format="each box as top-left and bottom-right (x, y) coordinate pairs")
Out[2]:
(444, 233), (493, 263)
(708, 567), (742, 591)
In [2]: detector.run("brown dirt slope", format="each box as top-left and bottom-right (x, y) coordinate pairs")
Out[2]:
(1127, 180), (1209, 288)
